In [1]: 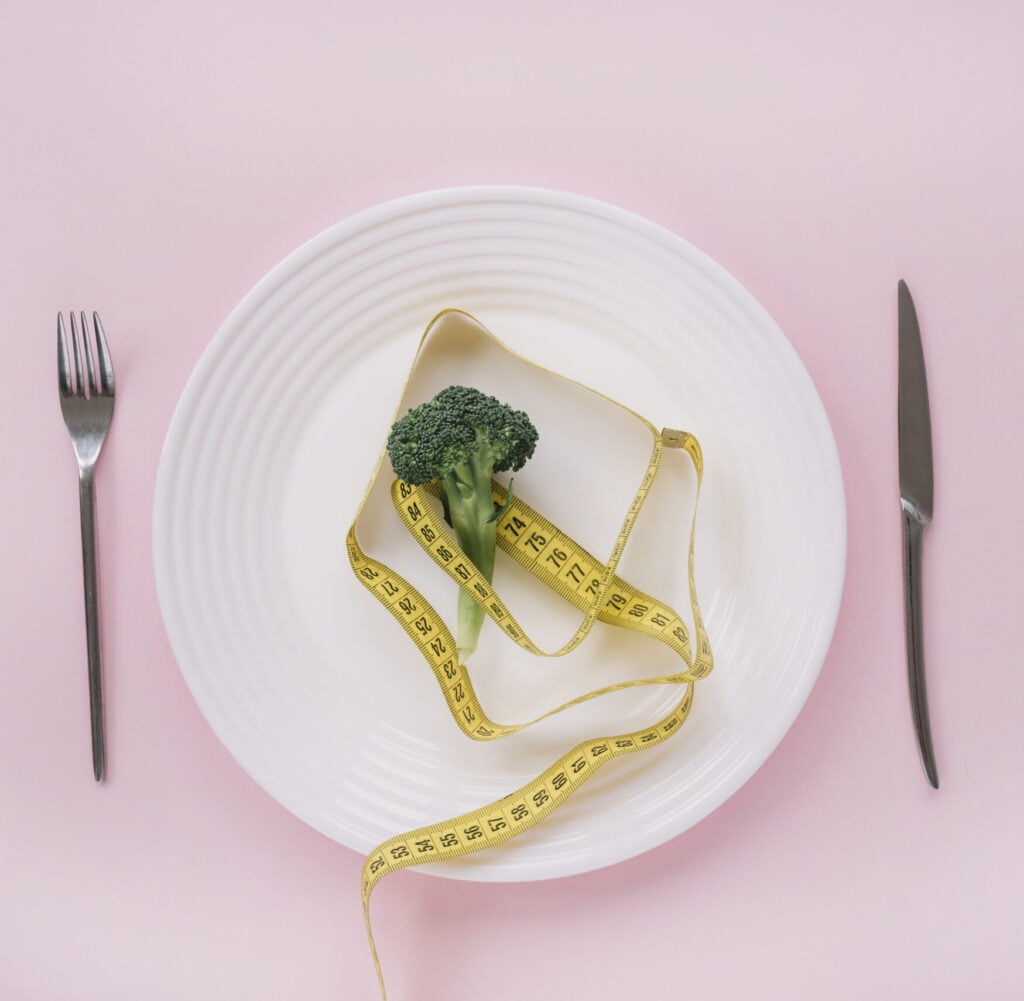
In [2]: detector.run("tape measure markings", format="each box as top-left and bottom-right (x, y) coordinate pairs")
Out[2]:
(344, 309), (714, 1000)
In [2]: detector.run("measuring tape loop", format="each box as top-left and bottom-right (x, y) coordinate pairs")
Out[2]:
(345, 310), (713, 999)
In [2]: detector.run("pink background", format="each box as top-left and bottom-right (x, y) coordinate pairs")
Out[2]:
(2, 2), (1022, 998)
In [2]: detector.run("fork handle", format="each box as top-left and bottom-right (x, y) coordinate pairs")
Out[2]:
(78, 465), (106, 782)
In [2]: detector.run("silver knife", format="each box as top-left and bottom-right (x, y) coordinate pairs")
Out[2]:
(898, 279), (938, 788)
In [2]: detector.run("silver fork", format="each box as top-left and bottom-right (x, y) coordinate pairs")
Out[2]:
(58, 312), (115, 782)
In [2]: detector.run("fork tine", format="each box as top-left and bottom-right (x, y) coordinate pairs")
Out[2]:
(93, 312), (114, 394)
(69, 311), (86, 395)
(68, 311), (84, 395)
(81, 311), (97, 397)
(57, 313), (72, 395)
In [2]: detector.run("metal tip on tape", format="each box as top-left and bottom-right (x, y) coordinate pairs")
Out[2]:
(661, 428), (688, 448)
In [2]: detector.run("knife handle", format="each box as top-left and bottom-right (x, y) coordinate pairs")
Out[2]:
(902, 504), (938, 788)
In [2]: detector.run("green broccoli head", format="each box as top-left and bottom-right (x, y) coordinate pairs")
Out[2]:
(386, 385), (538, 486)
(386, 385), (539, 660)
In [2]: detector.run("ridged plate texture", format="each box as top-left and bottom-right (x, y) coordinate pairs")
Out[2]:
(153, 187), (846, 881)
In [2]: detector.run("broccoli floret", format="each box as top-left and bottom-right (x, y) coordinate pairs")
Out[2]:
(387, 385), (539, 660)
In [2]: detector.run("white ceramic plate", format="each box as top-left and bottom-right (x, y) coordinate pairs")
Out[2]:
(153, 187), (845, 881)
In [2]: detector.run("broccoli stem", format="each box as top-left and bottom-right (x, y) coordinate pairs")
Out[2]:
(442, 437), (499, 661)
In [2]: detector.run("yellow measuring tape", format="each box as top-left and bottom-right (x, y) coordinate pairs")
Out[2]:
(346, 310), (712, 998)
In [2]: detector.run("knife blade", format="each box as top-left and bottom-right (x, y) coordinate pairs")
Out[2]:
(898, 279), (938, 788)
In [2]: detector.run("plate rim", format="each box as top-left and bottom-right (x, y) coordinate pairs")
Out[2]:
(153, 184), (847, 881)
